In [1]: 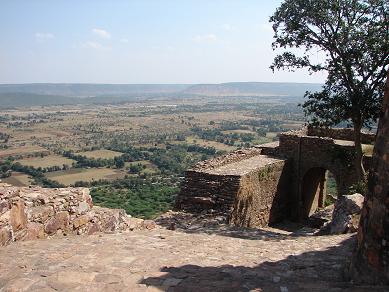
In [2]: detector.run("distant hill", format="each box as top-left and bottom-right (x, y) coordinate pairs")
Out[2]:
(0, 93), (79, 107)
(0, 84), (190, 98)
(0, 82), (323, 108)
(182, 82), (323, 97)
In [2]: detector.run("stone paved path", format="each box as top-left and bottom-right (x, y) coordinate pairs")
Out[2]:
(0, 225), (388, 291)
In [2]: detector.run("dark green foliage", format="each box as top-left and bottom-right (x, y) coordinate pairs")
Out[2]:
(114, 156), (125, 168)
(107, 145), (148, 161)
(0, 160), (12, 178)
(90, 179), (178, 219)
(270, 0), (389, 179)
(271, 0), (388, 127)
(349, 180), (368, 195)
(187, 145), (216, 155)
(128, 163), (144, 174)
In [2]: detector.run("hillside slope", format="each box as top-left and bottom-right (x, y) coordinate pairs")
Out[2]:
(183, 82), (322, 97)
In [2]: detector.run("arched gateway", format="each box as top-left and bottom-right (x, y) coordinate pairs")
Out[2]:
(176, 127), (374, 227)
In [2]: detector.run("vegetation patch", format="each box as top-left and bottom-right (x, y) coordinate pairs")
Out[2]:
(91, 179), (178, 219)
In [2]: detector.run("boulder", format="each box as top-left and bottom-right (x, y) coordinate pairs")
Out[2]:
(9, 199), (27, 231)
(319, 193), (364, 235)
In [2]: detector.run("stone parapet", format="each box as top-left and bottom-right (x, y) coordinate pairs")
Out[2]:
(191, 147), (262, 171)
(0, 183), (146, 246)
(307, 127), (375, 143)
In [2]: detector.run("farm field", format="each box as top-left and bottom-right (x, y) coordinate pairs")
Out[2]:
(45, 168), (126, 185)
(78, 149), (124, 159)
(16, 155), (76, 168)
(0, 145), (49, 159)
(0, 95), (308, 217)
(2, 172), (32, 187)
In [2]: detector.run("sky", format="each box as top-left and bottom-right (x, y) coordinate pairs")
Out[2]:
(0, 0), (326, 84)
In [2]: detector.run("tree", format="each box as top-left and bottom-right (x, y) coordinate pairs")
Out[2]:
(270, 0), (389, 180)
(114, 157), (125, 169)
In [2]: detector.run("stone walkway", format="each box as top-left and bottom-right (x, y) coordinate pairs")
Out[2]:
(203, 155), (285, 176)
(1, 223), (388, 291)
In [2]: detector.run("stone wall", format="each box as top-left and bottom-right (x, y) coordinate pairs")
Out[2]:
(307, 127), (375, 144)
(229, 160), (290, 227)
(175, 171), (241, 214)
(176, 147), (272, 219)
(191, 148), (262, 171)
(0, 184), (148, 246)
(176, 152), (290, 228)
(278, 131), (363, 220)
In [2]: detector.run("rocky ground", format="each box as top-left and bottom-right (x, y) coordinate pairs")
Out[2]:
(0, 212), (388, 291)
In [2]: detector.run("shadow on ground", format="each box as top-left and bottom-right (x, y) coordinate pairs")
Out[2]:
(156, 212), (317, 241)
(141, 236), (388, 291)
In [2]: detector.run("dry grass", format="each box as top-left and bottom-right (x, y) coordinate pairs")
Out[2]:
(45, 168), (126, 185)
(78, 149), (123, 159)
(266, 132), (278, 139)
(16, 155), (76, 168)
(185, 136), (237, 151)
(0, 145), (48, 158)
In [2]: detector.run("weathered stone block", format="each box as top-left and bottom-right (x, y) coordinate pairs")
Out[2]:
(73, 214), (90, 228)
(44, 211), (70, 235)
(0, 200), (9, 214)
(10, 199), (27, 231)
(77, 201), (90, 214)
(0, 226), (12, 246)
(30, 205), (54, 223)
(25, 222), (45, 240)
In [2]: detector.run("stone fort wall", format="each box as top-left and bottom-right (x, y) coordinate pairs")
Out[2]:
(229, 160), (291, 227)
(177, 128), (375, 228)
(176, 148), (292, 227)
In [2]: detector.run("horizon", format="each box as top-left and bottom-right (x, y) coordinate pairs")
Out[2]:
(0, 81), (324, 86)
(1, 0), (326, 84)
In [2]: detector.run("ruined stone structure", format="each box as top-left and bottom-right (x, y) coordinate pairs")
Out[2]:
(176, 128), (375, 228)
(350, 73), (389, 284)
(0, 183), (151, 246)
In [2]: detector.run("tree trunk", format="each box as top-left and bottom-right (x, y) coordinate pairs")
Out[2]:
(353, 121), (365, 182)
(349, 72), (389, 284)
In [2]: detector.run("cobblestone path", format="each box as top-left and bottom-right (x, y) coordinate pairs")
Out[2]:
(0, 225), (388, 291)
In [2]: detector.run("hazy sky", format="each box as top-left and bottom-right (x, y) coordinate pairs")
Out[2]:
(0, 0), (326, 84)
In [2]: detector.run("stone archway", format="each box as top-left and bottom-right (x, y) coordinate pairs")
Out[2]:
(301, 167), (327, 218)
